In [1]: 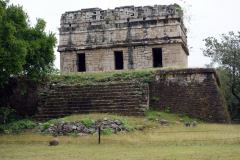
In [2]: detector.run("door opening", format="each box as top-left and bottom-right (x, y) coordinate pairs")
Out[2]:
(152, 48), (162, 67)
(78, 54), (86, 72)
(114, 51), (123, 70)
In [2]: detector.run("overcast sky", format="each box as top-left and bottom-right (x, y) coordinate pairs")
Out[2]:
(9, 0), (240, 69)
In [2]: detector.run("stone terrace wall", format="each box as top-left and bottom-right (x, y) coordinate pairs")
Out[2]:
(0, 69), (228, 123)
(0, 78), (48, 118)
(149, 68), (228, 123)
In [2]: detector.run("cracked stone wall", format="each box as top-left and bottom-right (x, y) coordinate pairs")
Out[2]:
(58, 4), (188, 73)
(149, 68), (228, 123)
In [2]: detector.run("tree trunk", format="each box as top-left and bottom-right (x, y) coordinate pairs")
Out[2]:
(232, 66), (240, 103)
(4, 117), (5, 131)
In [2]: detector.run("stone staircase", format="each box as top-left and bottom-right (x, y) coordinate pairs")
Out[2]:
(33, 83), (149, 122)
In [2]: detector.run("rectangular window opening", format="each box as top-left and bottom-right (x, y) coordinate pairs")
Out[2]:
(152, 48), (162, 68)
(114, 51), (123, 70)
(78, 54), (86, 72)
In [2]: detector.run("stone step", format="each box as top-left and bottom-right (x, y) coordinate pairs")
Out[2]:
(45, 92), (143, 99)
(53, 83), (147, 89)
(40, 101), (143, 108)
(49, 89), (142, 95)
(34, 83), (149, 122)
(39, 105), (143, 111)
(38, 109), (144, 116)
(52, 86), (143, 92)
(43, 100), (144, 106)
(44, 97), (144, 102)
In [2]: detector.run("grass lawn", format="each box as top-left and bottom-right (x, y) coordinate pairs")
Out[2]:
(0, 143), (239, 160)
(1, 112), (239, 159)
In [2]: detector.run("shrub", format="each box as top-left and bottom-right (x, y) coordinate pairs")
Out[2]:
(148, 116), (156, 121)
(0, 119), (37, 133)
(48, 118), (63, 124)
(121, 119), (127, 125)
(164, 109), (170, 114)
(52, 132), (57, 137)
(121, 124), (137, 131)
(101, 128), (113, 135)
(81, 117), (94, 127)
(90, 129), (96, 134)
(144, 77), (152, 83)
(68, 133), (77, 137)
(43, 122), (51, 129)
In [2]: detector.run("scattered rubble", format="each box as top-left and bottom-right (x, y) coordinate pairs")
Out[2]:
(37, 117), (132, 136)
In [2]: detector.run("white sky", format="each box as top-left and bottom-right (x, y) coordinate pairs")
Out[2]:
(9, 0), (240, 69)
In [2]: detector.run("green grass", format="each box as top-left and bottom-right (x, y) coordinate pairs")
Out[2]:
(50, 67), (187, 86)
(0, 144), (240, 160)
(0, 112), (240, 159)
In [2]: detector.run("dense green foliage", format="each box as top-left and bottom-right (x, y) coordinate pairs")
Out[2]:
(81, 117), (94, 127)
(0, 104), (14, 130)
(203, 31), (240, 119)
(0, 119), (37, 133)
(217, 67), (240, 119)
(0, 0), (57, 87)
(42, 122), (50, 129)
(101, 128), (114, 135)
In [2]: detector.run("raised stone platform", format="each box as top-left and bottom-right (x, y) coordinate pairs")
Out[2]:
(150, 68), (227, 123)
(34, 83), (149, 122)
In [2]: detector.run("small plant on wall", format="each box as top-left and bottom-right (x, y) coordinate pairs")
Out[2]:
(152, 97), (159, 102)
(164, 109), (170, 114)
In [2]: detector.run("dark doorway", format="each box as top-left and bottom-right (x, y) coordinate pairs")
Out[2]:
(114, 51), (123, 70)
(78, 54), (86, 72)
(152, 48), (162, 67)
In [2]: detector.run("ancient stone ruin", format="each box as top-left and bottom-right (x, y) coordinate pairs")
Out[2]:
(58, 4), (188, 73)
(0, 5), (229, 124)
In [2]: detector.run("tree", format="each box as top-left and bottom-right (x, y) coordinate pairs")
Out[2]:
(202, 31), (240, 104)
(0, 104), (14, 131)
(0, 0), (57, 87)
(216, 67), (240, 119)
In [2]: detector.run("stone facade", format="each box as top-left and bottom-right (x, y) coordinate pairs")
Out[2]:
(58, 4), (189, 73)
(150, 68), (228, 123)
(0, 69), (228, 123)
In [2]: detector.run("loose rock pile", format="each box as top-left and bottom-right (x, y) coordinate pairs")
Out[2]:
(184, 121), (197, 128)
(37, 117), (130, 136)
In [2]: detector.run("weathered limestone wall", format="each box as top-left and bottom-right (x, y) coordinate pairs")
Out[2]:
(58, 4), (189, 73)
(61, 43), (187, 73)
(149, 68), (228, 123)
(59, 22), (185, 46)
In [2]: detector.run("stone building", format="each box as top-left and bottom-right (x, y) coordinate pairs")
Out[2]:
(58, 4), (189, 73)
